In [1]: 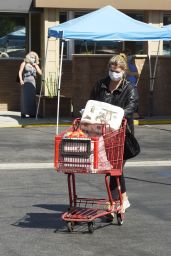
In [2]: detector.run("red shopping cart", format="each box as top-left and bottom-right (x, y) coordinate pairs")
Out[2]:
(54, 118), (127, 233)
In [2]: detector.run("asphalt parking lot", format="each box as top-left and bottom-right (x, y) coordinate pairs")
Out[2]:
(0, 125), (171, 256)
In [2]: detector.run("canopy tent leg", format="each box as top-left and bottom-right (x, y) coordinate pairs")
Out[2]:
(36, 37), (50, 119)
(148, 49), (152, 116)
(148, 40), (160, 116)
(56, 39), (64, 135)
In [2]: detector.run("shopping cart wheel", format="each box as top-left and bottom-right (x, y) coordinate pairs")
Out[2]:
(87, 222), (94, 233)
(117, 213), (123, 225)
(106, 213), (115, 223)
(67, 221), (75, 232)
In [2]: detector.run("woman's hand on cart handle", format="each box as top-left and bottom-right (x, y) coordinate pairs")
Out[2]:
(72, 118), (81, 131)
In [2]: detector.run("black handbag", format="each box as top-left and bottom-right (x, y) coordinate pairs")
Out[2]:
(124, 125), (140, 160)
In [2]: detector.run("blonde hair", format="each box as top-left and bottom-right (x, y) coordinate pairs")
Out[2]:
(25, 51), (39, 64)
(108, 54), (127, 70)
(120, 53), (127, 61)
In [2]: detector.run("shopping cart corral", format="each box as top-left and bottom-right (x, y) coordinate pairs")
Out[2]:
(54, 118), (127, 233)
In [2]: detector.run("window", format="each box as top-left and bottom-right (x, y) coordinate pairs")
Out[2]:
(163, 14), (171, 55)
(0, 15), (26, 58)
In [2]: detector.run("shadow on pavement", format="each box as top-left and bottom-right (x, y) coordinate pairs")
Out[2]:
(12, 204), (67, 231)
(125, 176), (171, 185)
(12, 203), (117, 233)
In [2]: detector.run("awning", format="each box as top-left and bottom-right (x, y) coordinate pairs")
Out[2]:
(35, 0), (171, 11)
(0, 0), (32, 13)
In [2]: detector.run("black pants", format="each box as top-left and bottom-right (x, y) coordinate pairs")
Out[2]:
(109, 173), (126, 200)
(109, 161), (126, 200)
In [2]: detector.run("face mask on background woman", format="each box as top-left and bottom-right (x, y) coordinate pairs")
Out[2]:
(109, 70), (123, 81)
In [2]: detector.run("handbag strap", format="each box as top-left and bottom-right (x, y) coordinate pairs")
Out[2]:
(126, 123), (132, 134)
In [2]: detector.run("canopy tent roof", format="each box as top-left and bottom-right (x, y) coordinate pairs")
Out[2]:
(48, 5), (171, 41)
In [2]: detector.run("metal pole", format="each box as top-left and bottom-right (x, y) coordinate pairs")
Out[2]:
(28, 12), (31, 52)
(36, 37), (49, 119)
(148, 40), (160, 116)
(56, 39), (64, 134)
(151, 40), (160, 91)
(148, 51), (152, 90)
(148, 42), (152, 116)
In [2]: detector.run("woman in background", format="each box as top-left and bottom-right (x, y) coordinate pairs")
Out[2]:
(121, 49), (140, 118)
(121, 49), (139, 87)
(18, 51), (42, 118)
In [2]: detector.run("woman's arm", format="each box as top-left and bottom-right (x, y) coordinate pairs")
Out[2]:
(126, 63), (139, 78)
(18, 61), (25, 85)
(126, 70), (139, 78)
(33, 63), (42, 75)
(124, 86), (139, 118)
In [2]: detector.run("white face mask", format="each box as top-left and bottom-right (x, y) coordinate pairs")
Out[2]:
(109, 70), (123, 81)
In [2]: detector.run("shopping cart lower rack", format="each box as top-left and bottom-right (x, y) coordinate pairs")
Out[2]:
(54, 118), (127, 233)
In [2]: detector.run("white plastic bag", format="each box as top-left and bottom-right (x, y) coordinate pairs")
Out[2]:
(90, 136), (112, 172)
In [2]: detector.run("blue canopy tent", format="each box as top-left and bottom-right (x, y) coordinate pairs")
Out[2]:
(37, 6), (171, 132)
(48, 5), (170, 41)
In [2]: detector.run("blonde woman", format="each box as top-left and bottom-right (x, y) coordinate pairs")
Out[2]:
(90, 55), (139, 216)
(18, 51), (42, 118)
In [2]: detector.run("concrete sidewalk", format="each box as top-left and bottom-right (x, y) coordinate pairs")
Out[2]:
(0, 111), (73, 128)
(0, 111), (171, 128)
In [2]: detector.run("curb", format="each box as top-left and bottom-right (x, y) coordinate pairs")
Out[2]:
(21, 123), (71, 128)
(0, 119), (171, 128)
(0, 123), (72, 128)
(0, 124), (22, 128)
(134, 119), (171, 125)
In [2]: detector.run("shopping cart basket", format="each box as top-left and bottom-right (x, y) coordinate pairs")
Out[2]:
(54, 118), (127, 233)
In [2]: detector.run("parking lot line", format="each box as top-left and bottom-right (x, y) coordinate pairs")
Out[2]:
(0, 160), (171, 170)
